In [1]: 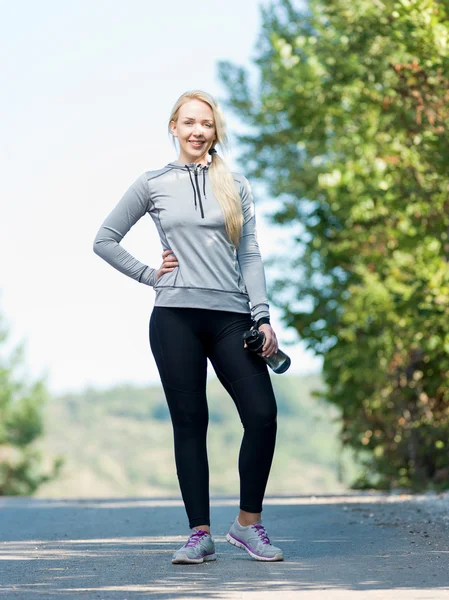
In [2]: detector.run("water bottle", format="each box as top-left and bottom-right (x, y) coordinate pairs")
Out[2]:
(242, 328), (291, 374)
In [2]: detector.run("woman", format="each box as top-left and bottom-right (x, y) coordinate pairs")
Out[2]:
(93, 90), (283, 564)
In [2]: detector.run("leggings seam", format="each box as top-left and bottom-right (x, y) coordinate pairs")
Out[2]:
(209, 363), (241, 412)
(227, 368), (267, 386)
(153, 317), (169, 382)
(163, 383), (206, 395)
(212, 354), (266, 387)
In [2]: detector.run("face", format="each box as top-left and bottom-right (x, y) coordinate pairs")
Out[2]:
(170, 99), (216, 164)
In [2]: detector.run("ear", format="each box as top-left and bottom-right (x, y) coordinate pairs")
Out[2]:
(170, 119), (177, 137)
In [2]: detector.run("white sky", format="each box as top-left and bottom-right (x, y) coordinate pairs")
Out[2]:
(0, 0), (322, 396)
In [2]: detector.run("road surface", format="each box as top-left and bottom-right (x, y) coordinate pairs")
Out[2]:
(1, 492), (448, 599)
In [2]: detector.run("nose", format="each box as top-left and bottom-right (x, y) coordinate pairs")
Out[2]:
(192, 124), (204, 136)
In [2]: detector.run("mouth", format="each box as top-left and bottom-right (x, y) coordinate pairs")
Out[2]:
(189, 141), (205, 148)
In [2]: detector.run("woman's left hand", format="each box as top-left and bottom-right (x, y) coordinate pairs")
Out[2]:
(259, 323), (279, 358)
(243, 323), (278, 358)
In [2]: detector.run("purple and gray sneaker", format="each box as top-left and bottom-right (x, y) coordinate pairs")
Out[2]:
(226, 517), (284, 561)
(172, 527), (216, 564)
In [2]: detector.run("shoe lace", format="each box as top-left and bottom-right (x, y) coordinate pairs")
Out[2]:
(251, 522), (271, 545)
(184, 529), (208, 548)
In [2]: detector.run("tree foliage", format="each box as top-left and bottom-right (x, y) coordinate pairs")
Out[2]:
(218, 0), (449, 490)
(0, 309), (63, 495)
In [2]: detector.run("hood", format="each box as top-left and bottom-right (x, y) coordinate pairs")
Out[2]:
(166, 159), (211, 171)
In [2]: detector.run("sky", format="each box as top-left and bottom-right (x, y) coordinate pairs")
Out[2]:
(0, 0), (322, 396)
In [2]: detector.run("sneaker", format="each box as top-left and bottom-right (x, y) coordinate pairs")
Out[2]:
(226, 517), (284, 561)
(172, 528), (216, 564)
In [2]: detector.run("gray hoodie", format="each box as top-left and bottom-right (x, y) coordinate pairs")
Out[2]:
(93, 160), (270, 323)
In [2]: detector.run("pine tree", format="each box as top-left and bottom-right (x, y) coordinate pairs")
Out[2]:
(0, 308), (63, 495)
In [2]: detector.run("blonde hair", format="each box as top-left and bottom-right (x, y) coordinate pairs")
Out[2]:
(168, 90), (243, 248)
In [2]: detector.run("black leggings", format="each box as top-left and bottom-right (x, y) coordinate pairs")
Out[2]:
(149, 306), (278, 529)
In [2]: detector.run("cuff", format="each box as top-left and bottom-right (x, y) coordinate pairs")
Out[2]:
(139, 266), (157, 287)
(251, 302), (270, 323)
(255, 316), (270, 329)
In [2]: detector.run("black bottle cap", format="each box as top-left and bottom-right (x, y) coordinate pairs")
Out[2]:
(242, 329), (265, 353)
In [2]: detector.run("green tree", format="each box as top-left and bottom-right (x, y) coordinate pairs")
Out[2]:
(218, 0), (449, 490)
(0, 309), (63, 494)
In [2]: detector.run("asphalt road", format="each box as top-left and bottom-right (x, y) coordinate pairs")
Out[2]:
(1, 492), (448, 599)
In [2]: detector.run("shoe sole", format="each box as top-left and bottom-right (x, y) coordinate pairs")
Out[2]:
(172, 552), (216, 564)
(226, 533), (284, 561)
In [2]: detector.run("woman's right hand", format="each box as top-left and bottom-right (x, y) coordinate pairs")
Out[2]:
(155, 249), (179, 282)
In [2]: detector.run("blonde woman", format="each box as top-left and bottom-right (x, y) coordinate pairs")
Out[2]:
(93, 90), (283, 564)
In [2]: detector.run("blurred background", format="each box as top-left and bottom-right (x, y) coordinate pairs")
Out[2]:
(2, 0), (448, 498)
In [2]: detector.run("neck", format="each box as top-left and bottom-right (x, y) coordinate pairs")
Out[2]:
(177, 152), (208, 166)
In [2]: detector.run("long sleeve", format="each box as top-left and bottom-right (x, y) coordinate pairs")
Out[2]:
(236, 176), (271, 322)
(93, 173), (157, 287)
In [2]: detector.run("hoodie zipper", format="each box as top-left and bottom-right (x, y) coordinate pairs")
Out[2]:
(194, 164), (205, 219)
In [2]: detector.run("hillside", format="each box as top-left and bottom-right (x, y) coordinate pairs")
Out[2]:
(35, 372), (359, 498)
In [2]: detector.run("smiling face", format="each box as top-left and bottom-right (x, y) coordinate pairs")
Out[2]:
(170, 99), (217, 165)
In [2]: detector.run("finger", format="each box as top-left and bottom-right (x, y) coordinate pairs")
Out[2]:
(265, 338), (277, 351)
(262, 337), (273, 352)
(262, 341), (276, 356)
(269, 344), (278, 356)
(265, 333), (278, 347)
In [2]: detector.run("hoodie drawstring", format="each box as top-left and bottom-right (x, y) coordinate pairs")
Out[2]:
(186, 167), (198, 210)
(202, 169), (207, 200)
(186, 165), (206, 218)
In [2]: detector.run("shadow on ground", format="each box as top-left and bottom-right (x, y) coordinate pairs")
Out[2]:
(0, 494), (448, 598)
